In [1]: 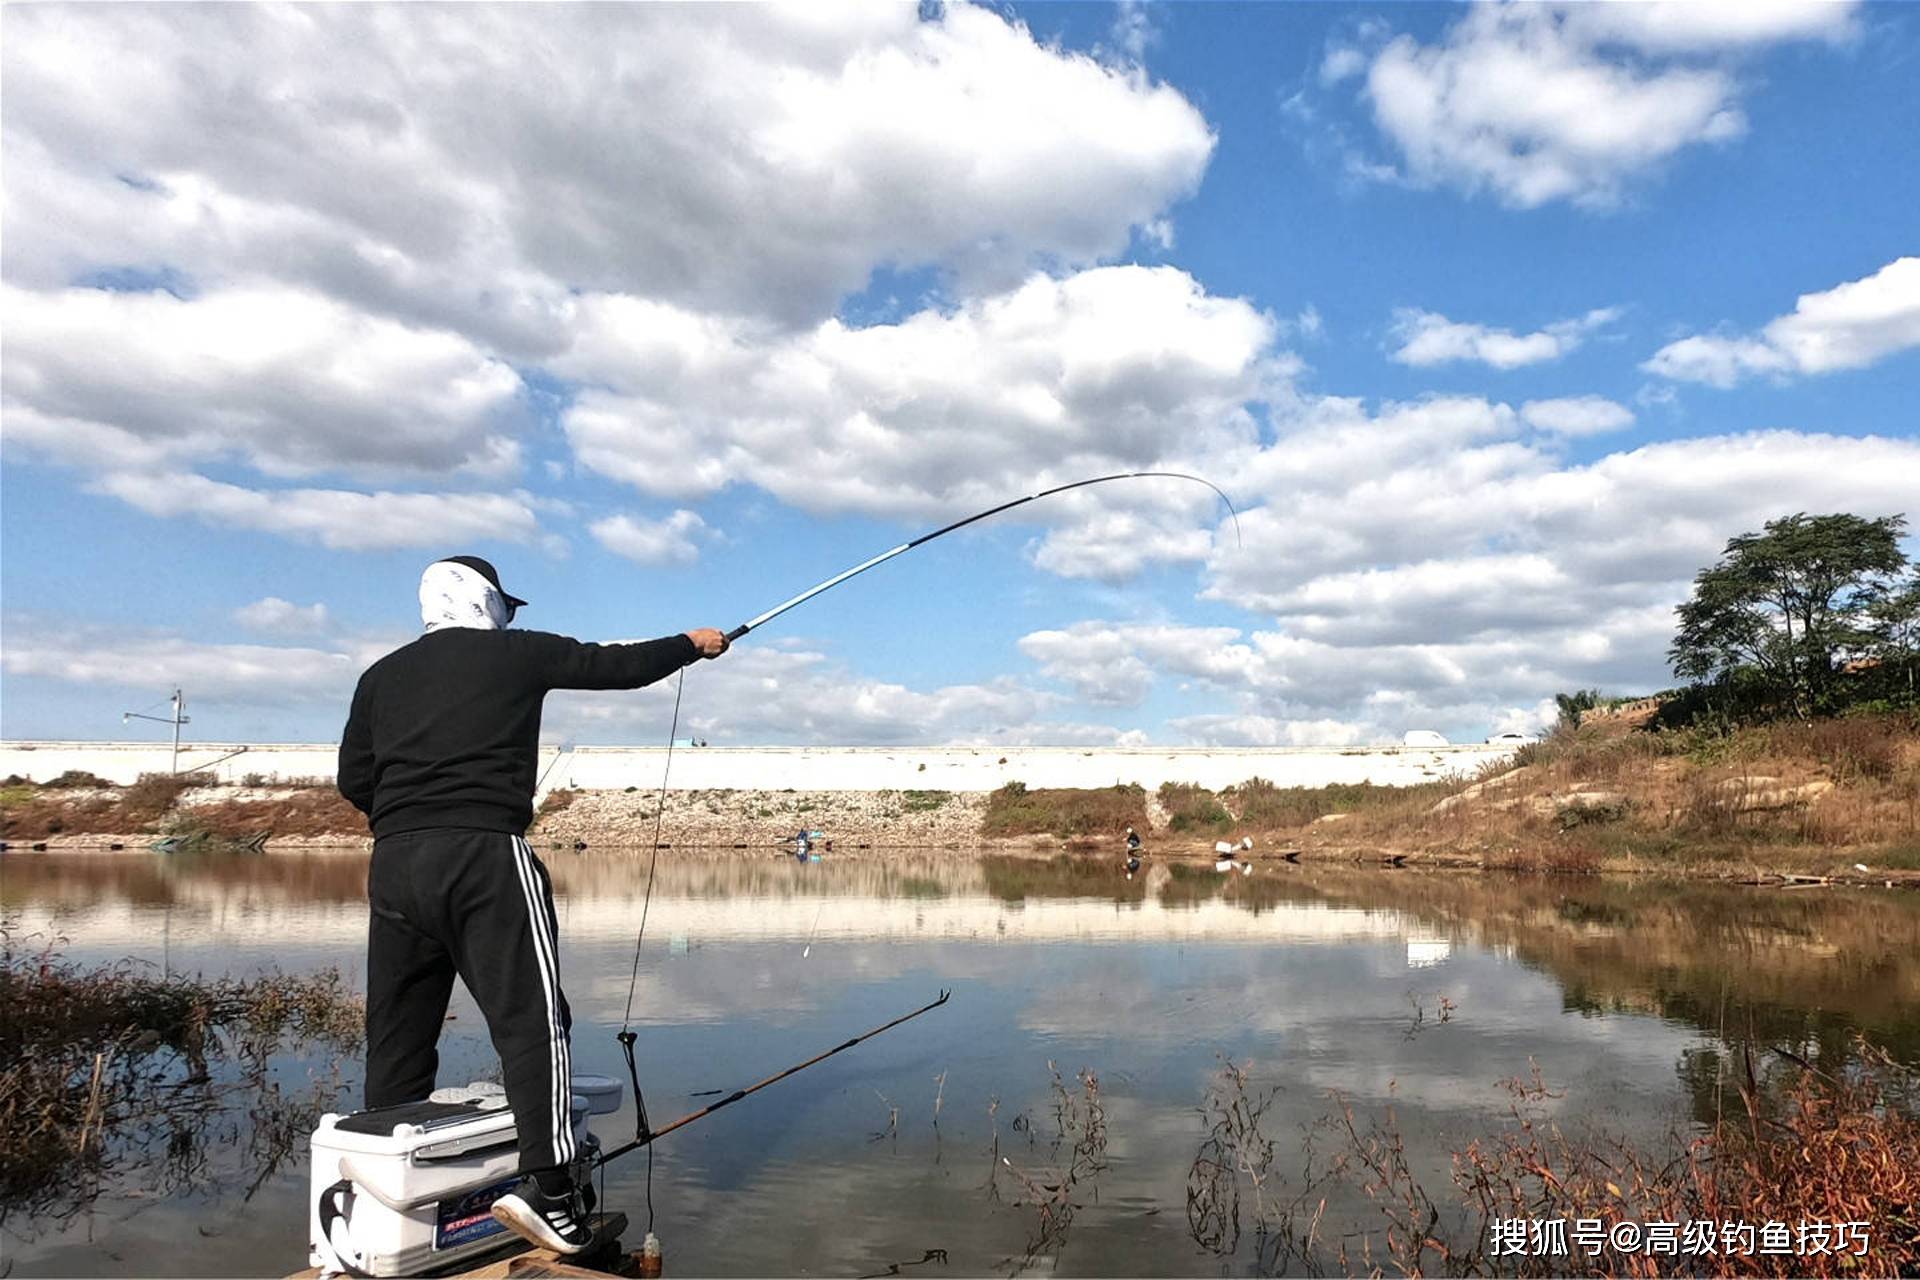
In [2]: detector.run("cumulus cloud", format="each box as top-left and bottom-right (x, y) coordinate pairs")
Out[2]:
(1, 4), (1212, 335)
(0, 4), (1226, 562)
(1021, 609), (1681, 745)
(1208, 428), (1920, 626)
(234, 598), (331, 635)
(590, 510), (707, 567)
(1644, 256), (1920, 387)
(0, 284), (524, 478)
(0, 619), (1146, 746)
(555, 265), (1281, 570)
(1166, 425), (1918, 739)
(0, 626), (363, 704)
(1389, 306), (1618, 368)
(539, 644), (1147, 747)
(1345, 1), (1854, 208)
(1520, 395), (1635, 436)
(86, 472), (545, 552)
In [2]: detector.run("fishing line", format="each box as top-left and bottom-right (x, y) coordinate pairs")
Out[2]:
(615, 666), (685, 1232)
(531, 741), (572, 799)
(802, 894), (828, 959)
(619, 667), (682, 1031)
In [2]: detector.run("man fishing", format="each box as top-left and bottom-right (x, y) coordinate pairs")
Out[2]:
(337, 555), (729, 1254)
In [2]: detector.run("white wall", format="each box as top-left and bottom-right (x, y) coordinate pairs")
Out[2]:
(1, 740), (1515, 792)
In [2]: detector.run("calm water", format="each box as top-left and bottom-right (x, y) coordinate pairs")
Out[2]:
(4, 851), (1918, 1277)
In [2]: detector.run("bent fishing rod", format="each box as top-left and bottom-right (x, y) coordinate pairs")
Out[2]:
(596, 988), (951, 1168)
(604, 472), (1232, 1174)
(723, 471), (1241, 643)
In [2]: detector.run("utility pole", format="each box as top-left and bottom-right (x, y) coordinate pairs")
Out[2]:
(123, 688), (190, 774)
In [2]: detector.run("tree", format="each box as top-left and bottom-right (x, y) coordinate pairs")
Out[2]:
(1554, 688), (1601, 729)
(1670, 512), (1909, 718)
(1874, 567), (1920, 703)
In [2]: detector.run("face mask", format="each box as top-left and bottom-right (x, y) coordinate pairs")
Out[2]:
(419, 561), (514, 632)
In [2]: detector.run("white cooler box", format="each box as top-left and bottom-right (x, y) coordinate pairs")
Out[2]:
(309, 1077), (623, 1278)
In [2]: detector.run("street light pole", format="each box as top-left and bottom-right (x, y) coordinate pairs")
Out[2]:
(123, 688), (191, 774)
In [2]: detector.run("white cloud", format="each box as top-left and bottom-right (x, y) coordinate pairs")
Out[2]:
(1, 4), (1213, 334)
(1209, 428), (1920, 623)
(0, 284), (523, 478)
(590, 511), (707, 567)
(1644, 256), (1920, 386)
(1390, 306), (1618, 368)
(1019, 622), (1243, 706)
(1520, 395), (1635, 436)
(1107, 0), (1158, 65)
(1320, 46), (1368, 86)
(555, 266), (1281, 570)
(1019, 610), (1680, 745)
(234, 598), (331, 635)
(545, 644), (1126, 747)
(0, 620), (1146, 746)
(1347, 1), (1854, 209)
(87, 472), (545, 552)
(0, 5), (1225, 562)
(1167, 714), (1368, 748)
(1563, 2), (1859, 53)
(0, 626), (363, 704)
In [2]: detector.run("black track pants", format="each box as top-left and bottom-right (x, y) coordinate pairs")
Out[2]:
(364, 828), (576, 1172)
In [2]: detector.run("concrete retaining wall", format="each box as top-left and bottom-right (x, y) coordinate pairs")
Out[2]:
(0, 740), (1517, 791)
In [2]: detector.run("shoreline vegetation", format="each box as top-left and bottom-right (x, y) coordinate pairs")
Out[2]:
(0, 933), (363, 1229)
(3, 706), (1916, 885)
(4, 924), (1916, 1273)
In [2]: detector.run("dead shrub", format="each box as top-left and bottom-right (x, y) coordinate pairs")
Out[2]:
(981, 782), (1148, 838)
(1, 933), (363, 1224)
(1269, 1046), (1920, 1278)
(1159, 782), (1232, 833)
(535, 787), (578, 820)
(1801, 716), (1904, 783)
(177, 788), (367, 839)
(42, 770), (112, 790)
(118, 772), (215, 824)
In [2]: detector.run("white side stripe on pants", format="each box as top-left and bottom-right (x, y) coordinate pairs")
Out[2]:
(510, 835), (573, 1166)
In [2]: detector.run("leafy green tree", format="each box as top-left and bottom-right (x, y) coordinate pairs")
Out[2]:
(1874, 567), (1920, 703)
(1554, 688), (1602, 729)
(1670, 512), (1909, 718)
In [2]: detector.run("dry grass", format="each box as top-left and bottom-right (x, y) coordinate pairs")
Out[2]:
(980, 781), (1149, 838)
(0, 933), (363, 1224)
(0, 775), (366, 842)
(1160, 782), (1234, 833)
(1443, 1047), (1920, 1277)
(1226, 775), (1460, 835)
(536, 787), (579, 819)
(1195, 1044), (1920, 1277)
(1292, 713), (1920, 872)
(178, 789), (367, 839)
(118, 772), (216, 823)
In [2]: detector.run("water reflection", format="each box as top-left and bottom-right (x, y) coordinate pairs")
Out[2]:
(3, 851), (1916, 1277)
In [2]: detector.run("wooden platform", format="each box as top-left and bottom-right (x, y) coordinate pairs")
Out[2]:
(290, 1212), (631, 1279)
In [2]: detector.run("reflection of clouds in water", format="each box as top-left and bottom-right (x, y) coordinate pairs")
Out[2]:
(14, 851), (1900, 1277)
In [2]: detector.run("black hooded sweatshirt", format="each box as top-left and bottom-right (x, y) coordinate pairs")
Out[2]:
(338, 628), (697, 838)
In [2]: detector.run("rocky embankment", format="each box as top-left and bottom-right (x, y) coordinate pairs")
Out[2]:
(528, 787), (992, 850)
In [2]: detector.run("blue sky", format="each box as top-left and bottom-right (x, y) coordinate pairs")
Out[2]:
(2, 1), (1916, 748)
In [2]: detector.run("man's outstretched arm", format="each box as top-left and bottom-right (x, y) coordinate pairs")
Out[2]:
(532, 628), (729, 691)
